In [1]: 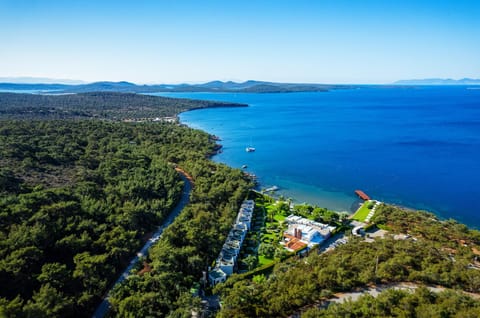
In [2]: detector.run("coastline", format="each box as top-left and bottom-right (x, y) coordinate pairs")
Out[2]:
(200, 124), (474, 227)
(178, 110), (359, 214)
(177, 126), (475, 228)
(185, 102), (249, 112)
(175, 108), (412, 215)
(172, 88), (480, 229)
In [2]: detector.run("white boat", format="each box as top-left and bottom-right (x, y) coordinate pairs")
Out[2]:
(246, 147), (255, 152)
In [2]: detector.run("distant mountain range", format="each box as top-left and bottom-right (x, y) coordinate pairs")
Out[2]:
(394, 78), (480, 85)
(0, 80), (351, 94)
(2, 78), (479, 93)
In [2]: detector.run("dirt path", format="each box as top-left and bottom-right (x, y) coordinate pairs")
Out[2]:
(330, 282), (446, 304)
(290, 282), (480, 317)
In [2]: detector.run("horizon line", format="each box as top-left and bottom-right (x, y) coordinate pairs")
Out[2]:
(1, 77), (480, 86)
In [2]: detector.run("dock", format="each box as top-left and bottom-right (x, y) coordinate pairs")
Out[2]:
(355, 189), (370, 201)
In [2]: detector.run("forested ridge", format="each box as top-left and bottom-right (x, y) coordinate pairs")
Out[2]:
(0, 92), (246, 120)
(215, 205), (480, 317)
(0, 120), (252, 317)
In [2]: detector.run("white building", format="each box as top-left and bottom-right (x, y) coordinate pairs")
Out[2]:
(209, 199), (255, 285)
(208, 268), (227, 285)
(284, 215), (336, 249)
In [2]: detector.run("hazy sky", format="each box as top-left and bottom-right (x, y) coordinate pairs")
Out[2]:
(1, 0), (479, 84)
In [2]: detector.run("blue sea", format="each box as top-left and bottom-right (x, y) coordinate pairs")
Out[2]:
(154, 86), (480, 227)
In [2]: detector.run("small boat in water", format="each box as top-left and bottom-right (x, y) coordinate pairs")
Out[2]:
(246, 147), (256, 152)
(242, 165), (248, 169)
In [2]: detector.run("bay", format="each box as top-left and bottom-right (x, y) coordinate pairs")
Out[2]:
(153, 86), (480, 227)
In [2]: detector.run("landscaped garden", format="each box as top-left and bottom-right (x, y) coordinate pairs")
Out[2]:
(351, 200), (375, 222)
(236, 192), (289, 272)
(236, 191), (347, 274)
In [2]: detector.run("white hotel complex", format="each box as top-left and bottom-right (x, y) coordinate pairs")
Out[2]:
(282, 215), (336, 251)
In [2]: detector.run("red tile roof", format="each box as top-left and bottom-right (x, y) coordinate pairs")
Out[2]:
(284, 234), (307, 251)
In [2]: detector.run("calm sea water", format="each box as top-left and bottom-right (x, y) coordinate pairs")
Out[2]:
(154, 87), (480, 227)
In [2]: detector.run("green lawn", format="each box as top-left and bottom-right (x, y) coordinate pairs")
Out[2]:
(352, 201), (372, 222)
(258, 255), (275, 266)
(238, 193), (287, 272)
(262, 232), (276, 240)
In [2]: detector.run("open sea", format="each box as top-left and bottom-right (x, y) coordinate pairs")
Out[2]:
(156, 87), (480, 227)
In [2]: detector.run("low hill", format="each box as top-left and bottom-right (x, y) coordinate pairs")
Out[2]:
(0, 80), (352, 94)
(0, 92), (246, 120)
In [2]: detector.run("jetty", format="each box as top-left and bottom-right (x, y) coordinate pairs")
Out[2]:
(355, 190), (370, 201)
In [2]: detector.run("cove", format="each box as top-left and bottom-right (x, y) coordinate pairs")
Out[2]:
(154, 86), (480, 227)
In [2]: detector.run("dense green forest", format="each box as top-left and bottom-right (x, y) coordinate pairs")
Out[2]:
(0, 92), (246, 120)
(0, 120), (252, 317)
(302, 287), (480, 317)
(108, 159), (252, 317)
(2, 92), (480, 318)
(214, 205), (480, 317)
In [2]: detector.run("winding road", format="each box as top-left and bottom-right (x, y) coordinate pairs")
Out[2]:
(92, 172), (192, 318)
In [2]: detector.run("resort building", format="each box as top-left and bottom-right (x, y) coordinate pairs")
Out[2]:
(282, 215), (336, 251)
(209, 268), (227, 285)
(208, 200), (255, 285)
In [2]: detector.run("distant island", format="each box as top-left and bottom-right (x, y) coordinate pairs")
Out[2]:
(0, 80), (353, 94)
(394, 78), (480, 85)
(2, 78), (480, 94)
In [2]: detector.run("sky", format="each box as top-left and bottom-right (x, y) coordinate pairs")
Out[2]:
(1, 0), (479, 84)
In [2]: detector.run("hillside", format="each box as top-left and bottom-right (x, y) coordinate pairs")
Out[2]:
(0, 92), (246, 120)
(215, 204), (480, 317)
(0, 120), (252, 317)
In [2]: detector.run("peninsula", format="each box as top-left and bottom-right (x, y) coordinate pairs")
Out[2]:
(1, 91), (479, 318)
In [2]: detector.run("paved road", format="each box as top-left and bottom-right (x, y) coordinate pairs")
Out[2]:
(92, 173), (192, 318)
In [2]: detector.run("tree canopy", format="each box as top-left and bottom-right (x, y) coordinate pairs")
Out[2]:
(215, 204), (480, 317)
(0, 119), (252, 317)
(0, 92), (246, 120)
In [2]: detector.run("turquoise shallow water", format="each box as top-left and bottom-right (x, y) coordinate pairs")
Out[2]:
(153, 87), (480, 227)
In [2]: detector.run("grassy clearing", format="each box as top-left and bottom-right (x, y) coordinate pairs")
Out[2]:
(377, 223), (392, 231)
(258, 255), (275, 266)
(352, 201), (372, 222)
